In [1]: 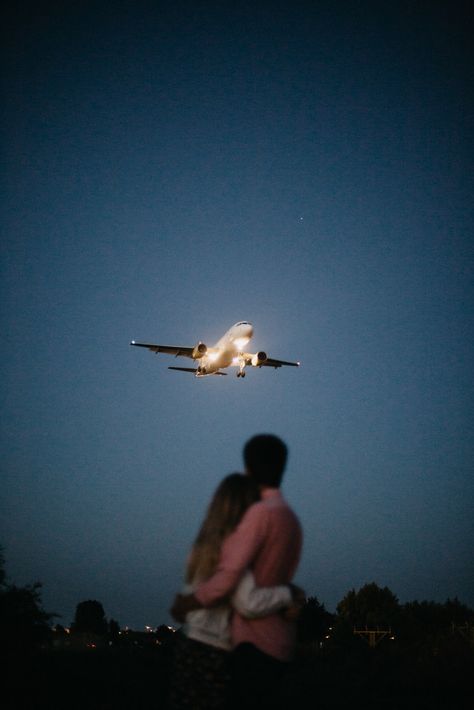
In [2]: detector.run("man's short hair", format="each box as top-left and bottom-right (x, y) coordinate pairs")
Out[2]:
(243, 434), (288, 488)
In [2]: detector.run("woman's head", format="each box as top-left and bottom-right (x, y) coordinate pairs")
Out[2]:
(203, 472), (261, 532)
(186, 473), (260, 583)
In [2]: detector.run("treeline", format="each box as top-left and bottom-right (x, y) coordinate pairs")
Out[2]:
(297, 582), (474, 649)
(2, 547), (473, 653)
(290, 586), (474, 709)
(2, 549), (474, 708)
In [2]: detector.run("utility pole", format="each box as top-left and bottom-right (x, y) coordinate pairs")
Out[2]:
(353, 626), (393, 648)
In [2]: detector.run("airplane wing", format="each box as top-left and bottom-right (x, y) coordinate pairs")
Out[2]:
(168, 366), (227, 376)
(130, 342), (195, 358)
(243, 352), (300, 369)
(261, 357), (300, 369)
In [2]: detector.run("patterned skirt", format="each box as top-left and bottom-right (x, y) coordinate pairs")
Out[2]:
(166, 632), (231, 710)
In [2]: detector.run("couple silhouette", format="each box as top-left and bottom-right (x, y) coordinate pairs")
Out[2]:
(167, 433), (303, 710)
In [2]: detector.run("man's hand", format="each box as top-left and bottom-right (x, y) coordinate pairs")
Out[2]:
(170, 593), (203, 623)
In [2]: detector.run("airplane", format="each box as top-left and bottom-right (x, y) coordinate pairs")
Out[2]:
(130, 321), (300, 378)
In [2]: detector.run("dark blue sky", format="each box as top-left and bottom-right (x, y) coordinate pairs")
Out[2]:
(2, 1), (473, 628)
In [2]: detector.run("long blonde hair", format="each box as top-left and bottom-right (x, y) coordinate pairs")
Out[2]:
(186, 473), (260, 584)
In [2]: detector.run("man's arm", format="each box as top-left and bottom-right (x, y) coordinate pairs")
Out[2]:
(231, 570), (293, 619)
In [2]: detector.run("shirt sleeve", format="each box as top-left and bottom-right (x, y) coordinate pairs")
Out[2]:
(231, 570), (292, 619)
(194, 502), (268, 607)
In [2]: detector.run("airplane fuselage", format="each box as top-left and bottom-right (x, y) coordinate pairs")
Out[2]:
(196, 321), (253, 376)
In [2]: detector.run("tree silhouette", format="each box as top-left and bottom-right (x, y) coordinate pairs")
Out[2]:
(0, 547), (54, 651)
(0, 547), (6, 588)
(109, 618), (120, 636)
(337, 582), (400, 628)
(297, 596), (334, 644)
(72, 600), (108, 635)
(399, 597), (474, 644)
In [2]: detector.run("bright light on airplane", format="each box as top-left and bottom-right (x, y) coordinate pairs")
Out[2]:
(130, 321), (300, 378)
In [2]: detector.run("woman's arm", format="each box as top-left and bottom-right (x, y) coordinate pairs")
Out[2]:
(231, 570), (298, 619)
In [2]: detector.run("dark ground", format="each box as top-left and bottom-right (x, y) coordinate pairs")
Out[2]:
(3, 635), (473, 710)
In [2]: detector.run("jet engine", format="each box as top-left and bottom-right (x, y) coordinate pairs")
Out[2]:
(251, 351), (267, 367)
(192, 342), (207, 359)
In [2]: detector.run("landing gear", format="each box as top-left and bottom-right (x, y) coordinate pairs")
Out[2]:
(236, 354), (247, 378)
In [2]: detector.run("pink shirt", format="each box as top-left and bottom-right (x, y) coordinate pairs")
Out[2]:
(195, 488), (303, 661)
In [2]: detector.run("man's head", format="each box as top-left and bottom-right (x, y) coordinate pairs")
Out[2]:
(243, 434), (288, 488)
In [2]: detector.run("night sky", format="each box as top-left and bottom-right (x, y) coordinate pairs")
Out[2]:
(2, 1), (473, 630)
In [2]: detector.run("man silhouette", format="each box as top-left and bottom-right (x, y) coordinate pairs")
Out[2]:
(172, 434), (303, 709)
